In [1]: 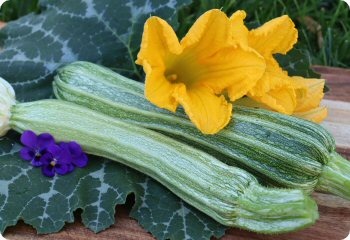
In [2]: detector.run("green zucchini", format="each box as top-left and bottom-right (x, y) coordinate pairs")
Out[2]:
(53, 61), (350, 200)
(0, 82), (319, 233)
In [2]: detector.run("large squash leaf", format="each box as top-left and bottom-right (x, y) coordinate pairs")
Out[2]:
(0, 0), (227, 239)
(0, 0), (189, 101)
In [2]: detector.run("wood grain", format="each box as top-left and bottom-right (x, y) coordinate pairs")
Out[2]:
(322, 100), (350, 149)
(314, 65), (350, 102)
(4, 66), (350, 240)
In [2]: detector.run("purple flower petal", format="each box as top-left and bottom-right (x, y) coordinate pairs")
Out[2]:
(67, 141), (83, 157)
(67, 163), (75, 173)
(42, 165), (55, 177)
(20, 130), (37, 148)
(20, 147), (35, 161)
(60, 141), (88, 168)
(55, 164), (69, 175)
(46, 144), (62, 157)
(72, 153), (88, 168)
(37, 133), (55, 149)
(40, 153), (54, 165)
(31, 158), (43, 167)
(59, 149), (73, 164)
(59, 142), (68, 149)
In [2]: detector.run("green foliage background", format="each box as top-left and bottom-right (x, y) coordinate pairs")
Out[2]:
(3, 0), (347, 68)
(0, 0), (39, 21)
(178, 0), (350, 68)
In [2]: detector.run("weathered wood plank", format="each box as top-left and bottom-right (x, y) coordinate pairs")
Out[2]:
(314, 65), (350, 102)
(322, 100), (350, 149)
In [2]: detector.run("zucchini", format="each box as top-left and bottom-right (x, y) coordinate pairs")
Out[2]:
(0, 91), (318, 233)
(53, 61), (350, 200)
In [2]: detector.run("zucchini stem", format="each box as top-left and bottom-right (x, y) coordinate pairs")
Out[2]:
(236, 183), (319, 234)
(316, 152), (350, 200)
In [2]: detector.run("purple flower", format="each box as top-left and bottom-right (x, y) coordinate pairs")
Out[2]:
(41, 144), (72, 177)
(19, 130), (89, 178)
(20, 130), (55, 167)
(60, 141), (88, 168)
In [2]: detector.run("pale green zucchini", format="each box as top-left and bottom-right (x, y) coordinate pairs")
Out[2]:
(5, 100), (319, 233)
(53, 61), (350, 200)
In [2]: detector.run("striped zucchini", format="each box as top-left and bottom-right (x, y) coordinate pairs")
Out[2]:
(0, 79), (319, 233)
(53, 61), (350, 200)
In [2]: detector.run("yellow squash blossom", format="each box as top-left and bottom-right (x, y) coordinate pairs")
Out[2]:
(136, 9), (265, 134)
(291, 77), (328, 123)
(235, 77), (327, 123)
(229, 11), (327, 122)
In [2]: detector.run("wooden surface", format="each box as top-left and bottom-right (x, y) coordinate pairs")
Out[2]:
(4, 66), (350, 240)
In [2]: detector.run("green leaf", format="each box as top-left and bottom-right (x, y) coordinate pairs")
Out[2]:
(0, 0), (39, 22)
(275, 48), (330, 92)
(0, 136), (226, 239)
(0, 0), (190, 102)
(131, 178), (225, 240)
(275, 48), (320, 78)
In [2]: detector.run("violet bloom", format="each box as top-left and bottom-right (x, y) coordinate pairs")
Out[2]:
(60, 141), (88, 168)
(20, 130), (55, 167)
(41, 144), (72, 177)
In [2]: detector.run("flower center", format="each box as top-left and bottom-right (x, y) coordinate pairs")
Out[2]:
(165, 50), (201, 87)
(166, 74), (178, 82)
(35, 150), (41, 158)
(50, 159), (57, 167)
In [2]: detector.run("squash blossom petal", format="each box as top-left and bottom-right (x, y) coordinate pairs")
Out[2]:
(229, 11), (298, 114)
(136, 9), (265, 134)
(234, 77), (328, 123)
(291, 77), (327, 122)
(292, 107), (328, 123)
(229, 11), (327, 122)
